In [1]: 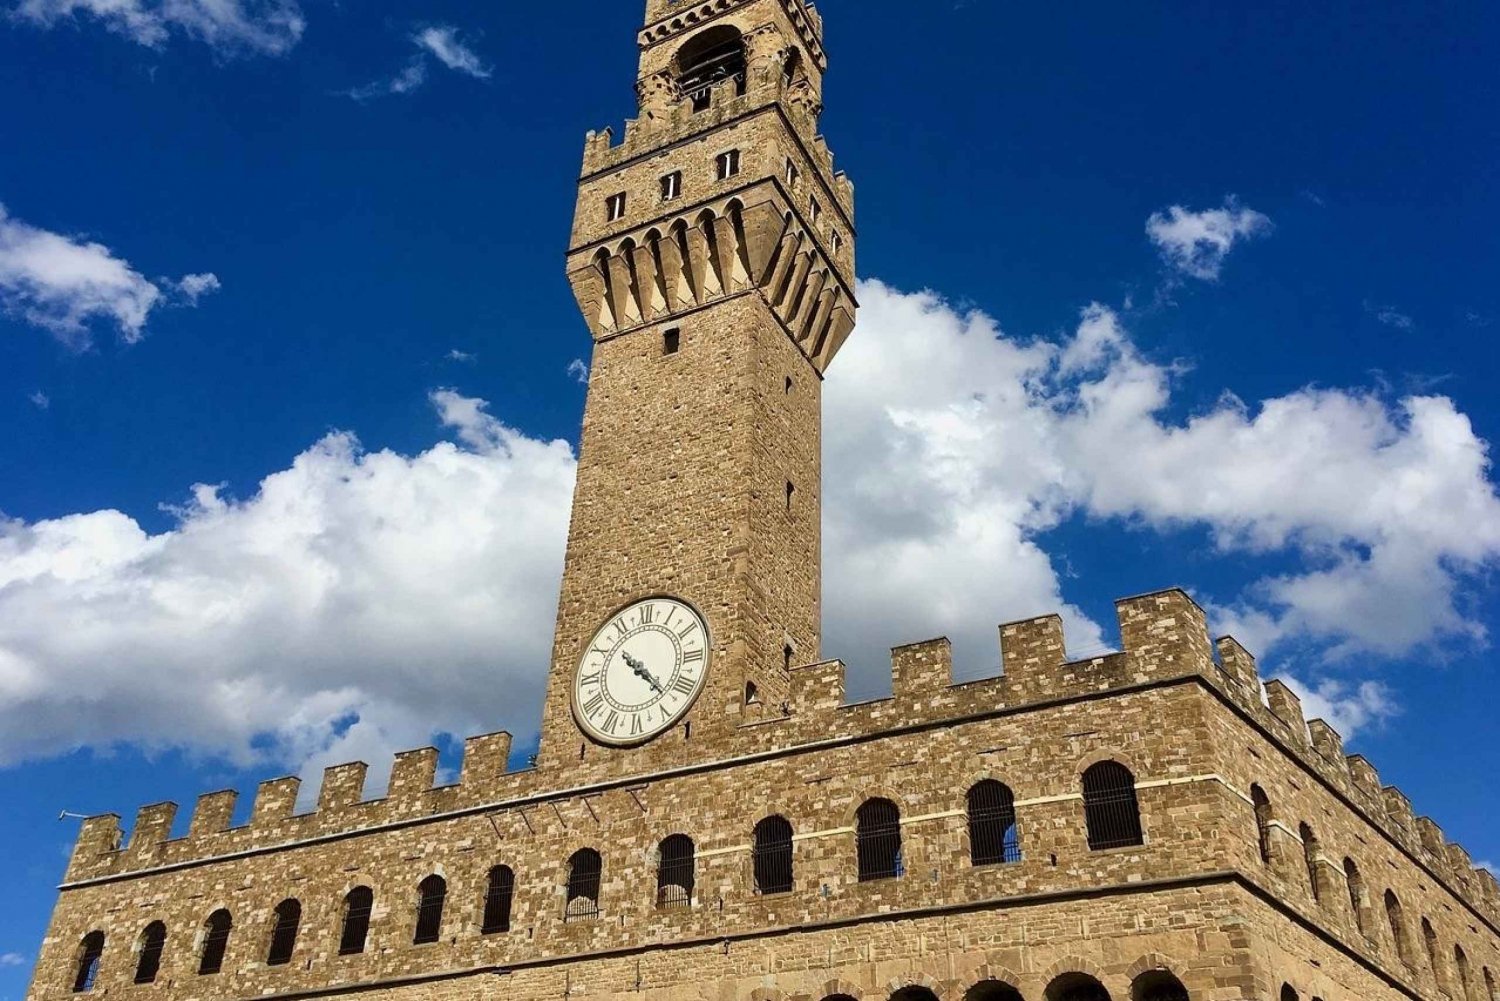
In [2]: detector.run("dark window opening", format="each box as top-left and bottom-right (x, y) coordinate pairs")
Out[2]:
(1423, 918), (1443, 986)
(967, 780), (1021, 866)
(674, 26), (746, 111)
(1082, 761), (1143, 850)
(482, 866), (515, 934)
(967, 982), (1025, 1001)
(1386, 890), (1410, 964)
(785, 158), (800, 188)
(1280, 987), (1299, 1001)
(656, 835), (695, 910)
(1344, 858), (1366, 935)
(73, 932), (105, 993)
(661, 171), (682, 201)
(1047, 973), (1113, 1001)
(810, 197), (822, 225)
(606, 192), (627, 222)
(856, 798), (903, 881)
(785, 375), (794, 394)
(198, 910), (232, 976)
(783, 643), (794, 672)
(565, 849), (602, 922)
(663, 328), (681, 355)
(753, 815), (794, 894)
(786, 481), (795, 511)
(744, 680), (760, 705)
(339, 887), (374, 956)
(1299, 822), (1321, 901)
(716, 149), (741, 181)
(413, 875), (446, 945)
(266, 899), (301, 967)
(134, 923), (166, 985)
(1251, 784), (1273, 864)
(1132, 971), (1189, 1001)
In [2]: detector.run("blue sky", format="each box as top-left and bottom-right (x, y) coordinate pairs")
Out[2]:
(2, 0), (1499, 990)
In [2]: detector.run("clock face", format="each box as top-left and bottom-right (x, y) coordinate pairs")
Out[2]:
(572, 596), (711, 746)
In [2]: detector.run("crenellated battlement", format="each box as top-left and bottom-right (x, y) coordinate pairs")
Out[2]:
(64, 587), (1497, 932)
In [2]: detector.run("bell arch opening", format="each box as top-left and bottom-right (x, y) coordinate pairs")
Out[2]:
(674, 25), (747, 109)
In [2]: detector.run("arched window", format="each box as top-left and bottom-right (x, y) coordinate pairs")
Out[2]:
(673, 25), (746, 109)
(656, 834), (695, 909)
(1456, 946), (1473, 1001)
(1279, 987), (1298, 1001)
(967, 780), (1021, 866)
(1132, 970), (1189, 1001)
(413, 875), (446, 945)
(753, 815), (794, 894)
(338, 887), (373, 955)
(266, 898), (300, 967)
(1082, 761), (1143, 850)
(855, 798), (903, 881)
(1298, 822), (1321, 901)
(1385, 890), (1411, 963)
(1483, 966), (1495, 1001)
(72, 931), (105, 993)
(1250, 784), (1273, 864)
(1422, 917), (1443, 987)
(1046, 972), (1113, 1001)
(198, 909), (232, 976)
(565, 848), (602, 921)
(966, 982), (1024, 1001)
(134, 922), (166, 985)
(482, 866), (515, 934)
(1343, 858), (1366, 934)
(891, 989), (940, 1001)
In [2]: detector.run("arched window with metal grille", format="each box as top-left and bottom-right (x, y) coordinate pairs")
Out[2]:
(656, 835), (695, 909)
(413, 875), (446, 945)
(1082, 761), (1143, 850)
(266, 899), (300, 967)
(967, 780), (1021, 866)
(338, 887), (373, 955)
(855, 798), (903, 881)
(72, 931), (105, 993)
(752, 815), (794, 894)
(1046, 972), (1113, 1001)
(1298, 822), (1321, 901)
(1423, 917), (1446, 990)
(1250, 784), (1273, 864)
(481, 866), (515, 934)
(198, 909), (232, 976)
(133, 923), (166, 985)
(1132, 970), (1189, 1001)
(565, 848), (603, 921)
(1385, 890), (1411, 964)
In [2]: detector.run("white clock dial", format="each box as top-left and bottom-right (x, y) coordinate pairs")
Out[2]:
(572, 596), (712, 746)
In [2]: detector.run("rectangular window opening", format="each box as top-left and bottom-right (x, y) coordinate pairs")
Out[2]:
(661, 171), (682, 201)
(716, 149), (742, 181)
(785, 158), (799, 188)
(810, 197), (822, 225)
(606, 192), (627, 222)
(663, 328), (681, 355)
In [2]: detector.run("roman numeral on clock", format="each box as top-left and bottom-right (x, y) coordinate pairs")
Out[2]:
(671, 674), (696, 696)
(630, 714), (645, 735)
(583, 692), (605, 717)
(638, 604), (654, 625)
(682, 649), (704, 665)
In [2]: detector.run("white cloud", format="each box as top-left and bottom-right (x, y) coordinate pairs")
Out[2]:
(825, 280), (1500, 682)
(343, 25), (488, 101)
(567, 359), (589, 384)
(174, 272), (221, 305)
(0, 204), (212, 349)
(2, 283), (1497, 783)
(0, 392), (576, 786)
(1272, 673), (1399, 740)
(0, 953), (24, 967)
(1146, 199), (1272, 281)
(414, 26), (489, 79)
(28, 390), (50, 410)
(446, 348), (477, 364)
(13, 0), (304, 56)
(1365, 301), (1415, 330)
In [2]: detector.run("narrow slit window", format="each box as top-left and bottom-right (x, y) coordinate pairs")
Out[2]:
(786, 481), (795, 511)
(810, 197), (822, 225)
(831, 231), (842, 255)
(1251, 785), (1273, 864)
(661, 171), (682, 201)
(716, 149), (742, 181)
(785, 158), (799, 188)
(1299, 822), (1321, 901)
(663, 328), (681, 355)
(606, 192), (627, 222)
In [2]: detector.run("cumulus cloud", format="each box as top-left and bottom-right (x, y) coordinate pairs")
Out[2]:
(343, 25), (488, 101)
(0, 953), (24, 967)
(1146, 199), (1272, 281)
(0, 204), (213, 349)
(825, 280), (1500, 682)
(0, 391), (575, 784)
(28, 390), (50, 409)
(12, 0), (304, 56)
(2, 284), (1497, 782)
(174, 272), (221, 305)
(567, 359), (589, 384)
(446, 348), (477, 364)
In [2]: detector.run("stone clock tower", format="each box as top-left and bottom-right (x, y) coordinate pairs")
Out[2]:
(537, 0), (857, 774)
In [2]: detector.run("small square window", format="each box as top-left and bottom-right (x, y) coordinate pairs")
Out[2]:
(606, 192), (627, 222)
(663, 328), (681, 355)
(716, 149), (742, 181)
(784, 158), (800, 188)
(661, 171), (682, 201)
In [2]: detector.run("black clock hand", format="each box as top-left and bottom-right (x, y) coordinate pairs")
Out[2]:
(622, 651), (664, 694)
